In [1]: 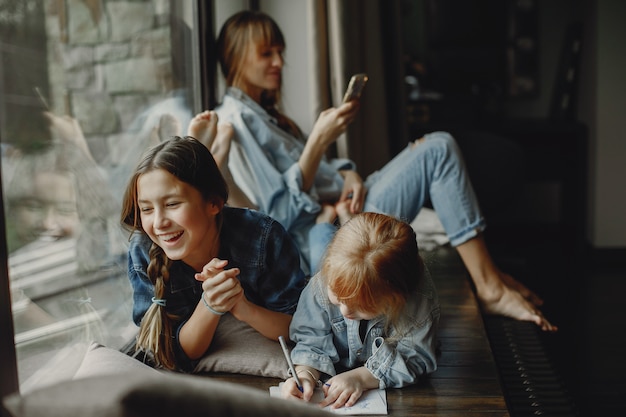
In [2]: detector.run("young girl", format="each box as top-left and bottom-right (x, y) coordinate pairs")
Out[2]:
(120, 131), (306, 371)
(212, 10), (556, 331)
(281, 212), (439, 409)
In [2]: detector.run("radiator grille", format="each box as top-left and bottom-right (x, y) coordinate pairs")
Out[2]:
(483, 316), (580, 416)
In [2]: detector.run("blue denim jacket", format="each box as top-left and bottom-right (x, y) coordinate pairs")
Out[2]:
(128, 207), (307, 371)
(289, 270), (440, 389)
(215, 88), (356, 274)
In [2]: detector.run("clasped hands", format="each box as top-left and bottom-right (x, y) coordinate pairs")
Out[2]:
(194, 258), (245, 316)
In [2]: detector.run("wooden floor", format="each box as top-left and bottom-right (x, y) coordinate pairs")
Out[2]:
(486, 235), (626, 416)
(212, 246), (510, 416)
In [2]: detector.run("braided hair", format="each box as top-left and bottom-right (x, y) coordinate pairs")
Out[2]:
(121, 136), (228, 369)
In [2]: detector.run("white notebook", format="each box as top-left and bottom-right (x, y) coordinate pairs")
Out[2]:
(269, 383), (388, 415)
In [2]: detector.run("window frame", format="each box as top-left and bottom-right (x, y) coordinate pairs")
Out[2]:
(0, 168), (19, 405)
(0, 0), (217, 402)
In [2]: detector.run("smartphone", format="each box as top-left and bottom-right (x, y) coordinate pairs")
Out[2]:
(342, 73), (368, 103)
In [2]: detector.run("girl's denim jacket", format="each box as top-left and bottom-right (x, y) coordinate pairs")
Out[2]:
(289, 269), (440, 389)
(128, 207), (307, 371)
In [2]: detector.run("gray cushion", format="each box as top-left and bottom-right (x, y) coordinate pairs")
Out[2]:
(193, 313), (289, 379)
(3, 372), (334, 417)
(73, 341), (160, 379)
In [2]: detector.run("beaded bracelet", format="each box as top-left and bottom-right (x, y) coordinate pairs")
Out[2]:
(201, 292), (226, 316)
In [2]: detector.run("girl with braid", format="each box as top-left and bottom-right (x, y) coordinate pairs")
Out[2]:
(120, 127), (306, 371)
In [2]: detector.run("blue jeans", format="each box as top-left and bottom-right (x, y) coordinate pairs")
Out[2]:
(308, 131), (485, 274)
(363, 131), (485, 246)
(308, 222), (337, 275)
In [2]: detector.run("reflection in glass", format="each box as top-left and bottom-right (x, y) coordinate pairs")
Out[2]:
(1, 0), (197, 392)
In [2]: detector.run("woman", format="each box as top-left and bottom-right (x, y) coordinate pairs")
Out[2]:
(212, 10), (555, 331)
(120, 131), (306, 370)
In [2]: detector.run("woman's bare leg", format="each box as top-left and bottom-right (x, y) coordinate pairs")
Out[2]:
(187, 111), (256, 208)
(455, 233), (557, 331)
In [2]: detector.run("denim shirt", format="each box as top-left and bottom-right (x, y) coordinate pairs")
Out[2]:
(127, 207), (307, 371)
(289, 269), (440, 389)
(214, 88), (356, 275)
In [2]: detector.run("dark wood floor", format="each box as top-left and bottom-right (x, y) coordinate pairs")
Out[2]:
(208, 232), (625, 416)
(486, 230), (626, 416)
(212, 246), (510, 416)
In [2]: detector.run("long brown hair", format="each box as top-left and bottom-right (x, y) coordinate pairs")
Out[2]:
(216, 10), (302, 137)
(320, 213), (424, 328)
(120, 136), (228, 369)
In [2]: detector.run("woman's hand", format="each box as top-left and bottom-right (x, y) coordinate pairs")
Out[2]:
(339, 170), (366, 215)
(300, 101), (359, 192)
(195, 258), (243, 314)
(309, 101), (360, 149)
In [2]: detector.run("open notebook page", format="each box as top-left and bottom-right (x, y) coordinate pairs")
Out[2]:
(269, 383), (387, 415)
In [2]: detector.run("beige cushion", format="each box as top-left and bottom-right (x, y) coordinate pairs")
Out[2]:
(3, 372), (334, 417)
(73, 341), (160, 380)
(193, 313), (289, 379)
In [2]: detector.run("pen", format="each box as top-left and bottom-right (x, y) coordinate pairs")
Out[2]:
(278, 335), (303, 392)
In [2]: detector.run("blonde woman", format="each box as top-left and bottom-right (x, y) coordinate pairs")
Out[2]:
(213, 10), (556, 331)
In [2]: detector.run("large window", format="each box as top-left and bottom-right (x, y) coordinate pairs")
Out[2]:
(1, 0), (206, 394)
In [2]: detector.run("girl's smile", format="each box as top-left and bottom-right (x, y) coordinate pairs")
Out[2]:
(157, 230), (184, 245)
(137, 168), (221, 270)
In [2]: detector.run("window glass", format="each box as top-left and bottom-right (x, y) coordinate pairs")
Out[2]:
(1, 0), (198, 391)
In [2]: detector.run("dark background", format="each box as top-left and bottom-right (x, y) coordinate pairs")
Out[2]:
(398, 0), (625, 415)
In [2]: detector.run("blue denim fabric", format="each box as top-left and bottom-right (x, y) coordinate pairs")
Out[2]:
(127, 206), (307, 371)
(307, 222), (337, 275)
(215, 88), (485, 274)
(362, 133), (485, 246)
(216, 88), (355, 274)
(289, 271), (440, 389)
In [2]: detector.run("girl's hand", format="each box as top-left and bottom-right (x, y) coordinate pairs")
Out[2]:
(339, 170), (366, 214)
(195, 258), (243, 313)
(320, 368), (377, 409)
(309, 101), (360, 149)
(281, 375), (317, 402)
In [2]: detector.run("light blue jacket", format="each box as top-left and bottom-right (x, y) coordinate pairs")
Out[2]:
(289, 270), (440, 389)
(215, 87), (356, 274)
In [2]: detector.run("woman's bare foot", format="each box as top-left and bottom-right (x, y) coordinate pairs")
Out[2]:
(335, 200), (353, 226)
(187, 110), (218, 149)
(316, 204), (337, 225)
(477, 274), (557, 332)
(499, 272), (544, 307)
(456, 234), (556, 332)
(206, 122), (257, 210)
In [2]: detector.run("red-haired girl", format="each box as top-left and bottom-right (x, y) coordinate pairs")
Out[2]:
(281, 212), (439, 409)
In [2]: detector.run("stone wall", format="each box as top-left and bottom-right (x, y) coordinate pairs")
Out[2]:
(43, 0), (177, 164)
